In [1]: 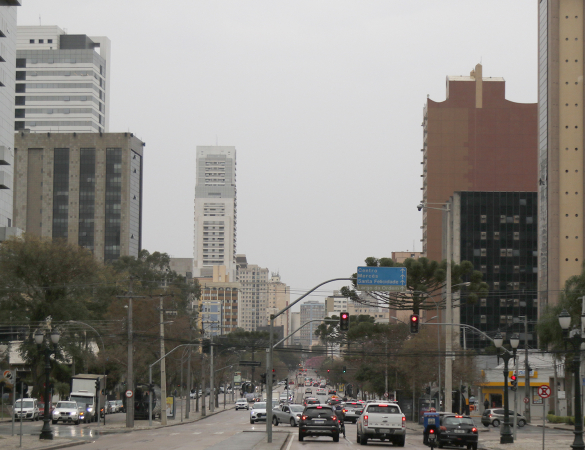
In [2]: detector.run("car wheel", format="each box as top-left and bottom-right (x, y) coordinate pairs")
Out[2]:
(75, 419), (80, 425)
(290, 418), (296, 427)
(273, 417), (278, 426)
(395, 435), (405, 447)
(471, 444), (478, 450)
(52, 420), (57, 424)
(360, 436), (368, 445)
(438, 442), (444, 448)
(356, 432), (361, 444)
(492, 419), (500, 427)
(518, 419), (526, 427)
(250, 419), (255, 424)
(333, 434), (339, 442)
(298, 433), (304, 442)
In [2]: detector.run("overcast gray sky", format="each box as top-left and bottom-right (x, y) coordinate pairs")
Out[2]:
(19, 1), (538, 306)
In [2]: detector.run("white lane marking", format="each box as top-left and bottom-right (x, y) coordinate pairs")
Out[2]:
(213, 431), (224, 434)
(285, 432), (294, 450)
(193, 432), (201, 434)
(344, 435), (353, 445)
(170, 432), (180, 435)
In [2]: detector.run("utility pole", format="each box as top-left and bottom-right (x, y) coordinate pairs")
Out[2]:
(445, 202), (453, 413)
(186, 323), (192, 419)
(118, 279), (137, 428)
(524, 314), (531, 422)
(201, 350), (206, 417)
(160, 295), (168, 425)
(210, 335), (214, 413)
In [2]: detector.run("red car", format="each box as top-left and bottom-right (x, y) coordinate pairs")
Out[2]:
(289, 380), (295, 385)
(38, 402), (53, 416)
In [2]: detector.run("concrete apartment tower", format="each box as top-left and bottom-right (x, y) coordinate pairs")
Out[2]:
(538, 1), (585, 307)
(236, 254), (269, 331)
(266, 273), (291, 340)
(13, 132), (144, 262)
(15, 26), (110, 133)
(0, 1), (21, 242)
(299, 300), (325, 349)
(193, 146), (237, 281)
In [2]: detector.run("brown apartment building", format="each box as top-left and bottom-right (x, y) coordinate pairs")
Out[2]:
(422, 64), (538, 263)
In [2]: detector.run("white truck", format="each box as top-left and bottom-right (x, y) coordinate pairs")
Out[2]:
(356, 401), (406, 446)
(69, 374), (107, 423)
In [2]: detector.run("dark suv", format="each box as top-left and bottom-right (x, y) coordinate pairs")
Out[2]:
(298, 405), (341, 442)
(437, 414), (478, 450)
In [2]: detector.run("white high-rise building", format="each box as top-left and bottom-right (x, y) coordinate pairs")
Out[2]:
(193, 146), (237, 280)
(0, 1), (22, 242)
(236, 254), (269, 331)
(15, 26), (110, 133)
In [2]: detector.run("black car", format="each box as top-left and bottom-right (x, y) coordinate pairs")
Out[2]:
(298, 405), (341, 442)
(437, 414), (478, 450)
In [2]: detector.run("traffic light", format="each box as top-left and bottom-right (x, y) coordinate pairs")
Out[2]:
(342, 366), (346, 373)
(202, 338), (211, 354)
(327, 369), (330, 373)
(340, 312), (349, 331)
(95, 379), (100, 391)
(410, 314), (419, 333)
(260, 373), (267, 384)
(272, 371), (276, 384)
(510, 374), (518, 391)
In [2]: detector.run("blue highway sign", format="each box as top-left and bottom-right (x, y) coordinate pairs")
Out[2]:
(357, 266), (407, 292)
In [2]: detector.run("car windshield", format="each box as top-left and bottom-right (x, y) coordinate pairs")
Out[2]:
(290, 405), (304, 412)
(253, 403), (266, 409)
(367, 405), (400, 414)
(14, 400), (34, 408)
(444, 417), (475, 426)
(57, 402), (77, 409)
(237, 399), (247, 402)
(70, 396), (92, 407)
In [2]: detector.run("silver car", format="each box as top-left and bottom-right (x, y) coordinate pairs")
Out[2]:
(272, 404), (305, 427)
(236, 398), (249, 410)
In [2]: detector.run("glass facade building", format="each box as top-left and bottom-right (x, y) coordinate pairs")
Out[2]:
(454, 192), (538, 350)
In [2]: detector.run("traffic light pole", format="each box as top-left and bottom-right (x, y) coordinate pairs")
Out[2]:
(266, 278), (352, 443)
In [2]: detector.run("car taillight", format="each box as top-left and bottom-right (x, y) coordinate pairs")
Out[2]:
(489, 414), (492, 418)
(301, 415), (308, 421)
(363, 415), (368, 426)
(402, 416), (406, 426)
(440, 426), (447, 431)
(331, 415), (337, 421)
(472, 427), (477, 433)
(429, 429), (435, 434)
(343, 409), (348, 413)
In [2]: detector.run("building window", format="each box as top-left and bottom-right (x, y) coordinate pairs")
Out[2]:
(514, 266), (520, 273)
(500, 298), (507, 307)
(514, 232), (520, 240)
(494, 265), (500, 273)
(493, 282), (500, 289)
(513, 299), (520, 307)
(480, 231), (487, 240)
(48, 39), (53, 44)
(480, 298), (487, 307)
(500, 215), (506, 224)
(500, 249), (507, 257)
(29, 39), (34, 43)
(514, 215), (520, 224)
(480, 265), (487, 273)
(480, 215), (487, 223)
(39, 39), (44, 44)
(500, 315), (507, 324)
(480, 248), (487, 257)
(494, 231), (500, 240)
(480, 315), (487, 324)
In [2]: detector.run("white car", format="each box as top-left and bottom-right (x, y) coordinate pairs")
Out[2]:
(51, 401), (81, 425)
(235, 398), (249, 410)
(13, 398), (40, 421)
(250, 400), (278, 424)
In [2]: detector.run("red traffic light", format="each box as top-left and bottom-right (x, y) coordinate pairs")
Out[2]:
(272, 369), (275, 372)
(411, 315), (418, 322)
(510, 375), (517, 381)
(341, 313), (348, 319)
(327, 369), (330, 373)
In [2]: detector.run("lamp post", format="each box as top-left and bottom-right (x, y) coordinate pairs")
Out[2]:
(558, 309), (585, 450)
(34, 329), (60, 440)
(493, 331), (519, 444)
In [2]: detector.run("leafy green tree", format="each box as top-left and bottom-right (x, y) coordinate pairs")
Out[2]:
(0, 235), (118, 397)
(341, 257), (488, 315)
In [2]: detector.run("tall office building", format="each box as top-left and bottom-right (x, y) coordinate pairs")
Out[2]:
(0, 1), (21, 241)
(538, 1), (585, 307)
(199, 266), (240, 336)
(15, 26), (110, 133)
(236, 254), (269, 331)
(13, 132), (143, 262)
(266, 273), (291, 339)
(299, 300), (325, 349)
(422, 64), (537, 263)
(448, 192), (538, 350)
(193, 146), (237, 281)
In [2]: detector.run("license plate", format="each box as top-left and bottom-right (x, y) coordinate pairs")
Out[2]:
(454, 430), (465, 434)
(313, 420), (325, 424)
(379, 429), (390, 433)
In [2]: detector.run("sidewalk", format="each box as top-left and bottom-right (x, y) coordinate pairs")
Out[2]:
(0, 404), (235, 450)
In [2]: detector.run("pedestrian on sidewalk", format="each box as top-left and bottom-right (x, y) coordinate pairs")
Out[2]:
(483, 399), (489, 412)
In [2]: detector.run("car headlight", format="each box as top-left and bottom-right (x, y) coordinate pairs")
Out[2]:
(87, 407), (93, 412)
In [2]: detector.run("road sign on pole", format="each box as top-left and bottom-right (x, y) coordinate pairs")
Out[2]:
(523, 397), (529, 404)
(538, 385), (551, 398)
(357, 267), (407, 292)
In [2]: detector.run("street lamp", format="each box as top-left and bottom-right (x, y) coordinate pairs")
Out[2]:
(558, 308), (585, 450)
(34, 329), (60, 440)
(493, 331), (519, 444)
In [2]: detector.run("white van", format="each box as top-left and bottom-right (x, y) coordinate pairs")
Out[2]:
(13, 398), (40, 421)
